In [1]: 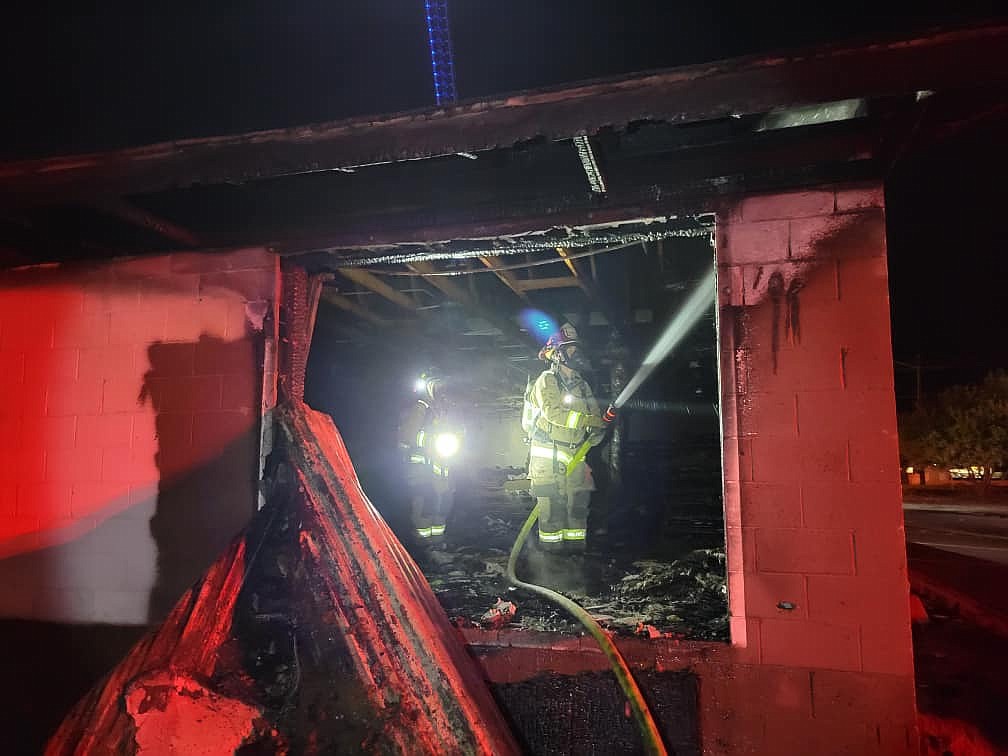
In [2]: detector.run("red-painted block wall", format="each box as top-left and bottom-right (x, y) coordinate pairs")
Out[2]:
(0, 249), (279, 624)
(716, 184), (917, 752)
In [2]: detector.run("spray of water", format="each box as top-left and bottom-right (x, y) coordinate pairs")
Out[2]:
(613, 266), (717, 409)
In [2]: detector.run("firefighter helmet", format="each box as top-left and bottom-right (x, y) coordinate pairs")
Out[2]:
(538, 322), (579, 364)
(415, 368), (444, 400)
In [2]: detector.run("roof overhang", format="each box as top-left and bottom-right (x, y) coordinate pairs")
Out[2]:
(1, 23), (1005, 203)
(0, 23), (1004, 264)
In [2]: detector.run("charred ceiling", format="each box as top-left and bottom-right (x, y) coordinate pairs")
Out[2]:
(0, 24), (1004, 265)
(0, 24), (1004, 364)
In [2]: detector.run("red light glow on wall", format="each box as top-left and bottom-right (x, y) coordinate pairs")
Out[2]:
(0, 250), (278, 624)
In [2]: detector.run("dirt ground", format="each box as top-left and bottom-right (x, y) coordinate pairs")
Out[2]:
(404, 468), (729, 641)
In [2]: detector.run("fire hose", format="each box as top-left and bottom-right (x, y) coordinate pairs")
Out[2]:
(504, 267), (716, 754)
(505, 464), (667, 754)
(505, 403), (668, 756)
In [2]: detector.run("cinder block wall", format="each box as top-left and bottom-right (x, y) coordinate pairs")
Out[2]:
(466, 183), (917, 755)
(0, 249), (279, 625)
(713, 183), (917, 753)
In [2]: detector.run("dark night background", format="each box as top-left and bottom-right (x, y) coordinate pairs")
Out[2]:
(2, 2), (1005, 406)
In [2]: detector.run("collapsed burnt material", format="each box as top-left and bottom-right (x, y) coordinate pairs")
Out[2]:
(267, 402), (519, 754)
(48, 402), (519, 755)
(411, 469), (728, 641)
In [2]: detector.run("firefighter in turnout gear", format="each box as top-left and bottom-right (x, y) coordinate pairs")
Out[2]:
(399, 370), (463, 544)
(525, 323), (607, 551)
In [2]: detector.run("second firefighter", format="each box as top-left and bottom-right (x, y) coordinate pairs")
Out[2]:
(399, 369), (464, 545)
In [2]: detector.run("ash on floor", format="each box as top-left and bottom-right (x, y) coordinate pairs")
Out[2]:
(407, 469), (729, 641)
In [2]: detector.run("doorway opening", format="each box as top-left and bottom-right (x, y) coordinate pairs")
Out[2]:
(305, 215), (728, 641)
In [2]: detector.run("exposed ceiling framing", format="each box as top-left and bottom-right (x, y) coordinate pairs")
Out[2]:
(321, 290), (389, 326)
(337, 268), (418, 312)
(478, 256), (530, 302)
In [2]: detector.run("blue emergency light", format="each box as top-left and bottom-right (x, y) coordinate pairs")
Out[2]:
(519, 309), (558, 345)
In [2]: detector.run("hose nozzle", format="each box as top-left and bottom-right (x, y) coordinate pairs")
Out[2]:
(602, 404), (617, 424)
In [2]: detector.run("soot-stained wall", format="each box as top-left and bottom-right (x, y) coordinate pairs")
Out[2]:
(714, 183), (917, 752)
(0, 249), (279, 625)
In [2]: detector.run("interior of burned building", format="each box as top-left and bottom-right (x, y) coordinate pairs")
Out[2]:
(304, 221), (728, 639)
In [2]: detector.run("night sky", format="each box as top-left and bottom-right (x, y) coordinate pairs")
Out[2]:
(2, 2), (1005, 404)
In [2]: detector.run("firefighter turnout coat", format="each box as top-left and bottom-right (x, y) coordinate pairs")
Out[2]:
(525, 367), (602, 545)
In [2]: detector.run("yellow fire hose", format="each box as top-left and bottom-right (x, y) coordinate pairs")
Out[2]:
(501, 268), (715, 752)
(505, 501), (668, 755)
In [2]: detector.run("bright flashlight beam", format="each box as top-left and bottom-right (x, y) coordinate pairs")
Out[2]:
(614, 266), (717, 409)
(434, 432), (460, 458)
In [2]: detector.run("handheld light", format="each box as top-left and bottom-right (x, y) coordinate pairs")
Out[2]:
(434, 432), (460, 459)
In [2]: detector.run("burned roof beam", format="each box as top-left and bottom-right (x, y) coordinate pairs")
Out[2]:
(1, 25), (1005, 203)
(516, 276), (583, 292)
(336, 268), (417, 312)
(90, 196), (202, 247)
(321, 289), (389, 326)
(405, 261), (473, 306)
(477, 256), (530, 302)
(406, 260), (537, 348)
(555, 247), (593, 296)
(556, 246), (630, 333)
(276, 120), (881, 256)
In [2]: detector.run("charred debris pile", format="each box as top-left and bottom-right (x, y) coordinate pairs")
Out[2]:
(48, 402), (518, 755)
(46, 399), (725, 754)
(409, 468), (728, 641)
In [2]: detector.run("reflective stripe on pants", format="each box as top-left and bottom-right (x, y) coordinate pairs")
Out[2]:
(417, 524), (446, 538)
(529, 443), (573, 466)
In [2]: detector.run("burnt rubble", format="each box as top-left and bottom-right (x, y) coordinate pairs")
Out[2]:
(411, 469), (728, 640)
(47, 402), (518, 755)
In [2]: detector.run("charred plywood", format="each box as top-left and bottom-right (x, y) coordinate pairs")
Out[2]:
(47, 402), (519, 755)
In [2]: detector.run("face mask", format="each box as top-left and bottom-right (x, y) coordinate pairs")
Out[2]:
(563, 347), (592, 373)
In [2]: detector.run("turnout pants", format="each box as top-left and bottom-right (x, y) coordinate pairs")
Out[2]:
(528, 450), (595, 551)
(407, 461), (454, 541)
